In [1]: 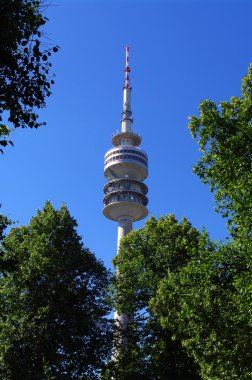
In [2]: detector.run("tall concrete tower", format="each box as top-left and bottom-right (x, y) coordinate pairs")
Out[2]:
(103, 46), (148, 329)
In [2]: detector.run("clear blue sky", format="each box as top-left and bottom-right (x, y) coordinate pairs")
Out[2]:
(1, 0), (251, 268)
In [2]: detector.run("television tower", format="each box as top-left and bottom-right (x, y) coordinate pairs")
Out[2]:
(103, 46), (148, 330)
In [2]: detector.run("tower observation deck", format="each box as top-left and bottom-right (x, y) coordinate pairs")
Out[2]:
(103, 46), (148, 331)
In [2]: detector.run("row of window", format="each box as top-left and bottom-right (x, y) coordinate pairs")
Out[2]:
(104, 154), (147, 167)
(105, 148), (147, 160)
(104, 184), (147, 194)
(103, 193), (148, 207)
(104, 179), (148, 194)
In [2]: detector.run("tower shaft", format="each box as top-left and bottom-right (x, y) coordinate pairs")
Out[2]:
(114, 218), (133, 330)
(117, 218), (132, 251)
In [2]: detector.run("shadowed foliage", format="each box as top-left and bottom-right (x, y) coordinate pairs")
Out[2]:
(0, 202), (112, 379)
(0, 0), (58, 151)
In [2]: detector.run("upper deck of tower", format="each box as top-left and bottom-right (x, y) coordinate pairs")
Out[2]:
(111, 130), (141, 147)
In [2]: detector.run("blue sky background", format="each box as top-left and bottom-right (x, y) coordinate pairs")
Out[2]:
(1, 0), (251, 269)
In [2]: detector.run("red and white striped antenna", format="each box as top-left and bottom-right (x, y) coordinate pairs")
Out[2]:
(124, 45), (131, 89)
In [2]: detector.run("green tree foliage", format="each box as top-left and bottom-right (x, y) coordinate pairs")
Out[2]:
(0, 0), (58, 151)
(0, 202), (112, 379)
(0, 213), (16, 273)
(188, 65), (252, 236)
(0, 213), (11, 243)
(149, 65), (252, 379)
(153, 239), (252, 380)
(112, 215), (204, 379)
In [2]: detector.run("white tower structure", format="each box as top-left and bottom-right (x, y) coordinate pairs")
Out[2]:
(103, 46), (148, 330)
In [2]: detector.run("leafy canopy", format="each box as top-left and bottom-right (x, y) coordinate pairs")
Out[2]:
(189, 65), (252, 236)
(0, 202), (112, 379)
(112, 215), (203, 380)
(153, 238), (252, 380)
(0, 0), (58, 152)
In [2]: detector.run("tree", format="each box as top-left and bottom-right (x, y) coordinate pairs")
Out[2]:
(153, 239), (252, 380)
(0, 202), (112, 379)
(188, 65), (252, 236)
(149, 65), (252, 379)
(114, 216), (252, 380)
(0, 0), (58, 152)
(112, 215), (204, 379)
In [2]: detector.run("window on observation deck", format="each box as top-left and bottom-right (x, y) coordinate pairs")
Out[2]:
(103, 191), (148, 207)
(104, 155), (147, 167)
